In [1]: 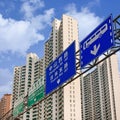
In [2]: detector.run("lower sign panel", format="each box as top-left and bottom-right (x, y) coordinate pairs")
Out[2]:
(28, 85), (44, 107)
(46, 41), (76, 95)
(13, 102), (24, 117)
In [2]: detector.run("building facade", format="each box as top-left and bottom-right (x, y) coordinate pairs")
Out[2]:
(81, 54), (120, 120)
(0, 94), (12, 119)
(12, 53), (44, 120)
(43, 14), (81, 120)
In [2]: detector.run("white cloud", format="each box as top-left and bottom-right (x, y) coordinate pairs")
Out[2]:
(0, 0), (54, 55)
(21, 0), (44, 19)
(65, 3), (103, 41)
(0, 8), (54, 55)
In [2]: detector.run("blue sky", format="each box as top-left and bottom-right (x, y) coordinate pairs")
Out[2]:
(0, 0), (119, 99)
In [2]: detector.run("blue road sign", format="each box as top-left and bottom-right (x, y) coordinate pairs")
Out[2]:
(80, 15), (114, 68)
(46, 41), (76, 95)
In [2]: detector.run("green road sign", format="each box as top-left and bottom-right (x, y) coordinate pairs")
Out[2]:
(13, 102), (24, 117)
(28, 85), (44, 107)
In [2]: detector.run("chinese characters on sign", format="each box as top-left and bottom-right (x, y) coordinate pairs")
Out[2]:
(46, 41), (76, 94)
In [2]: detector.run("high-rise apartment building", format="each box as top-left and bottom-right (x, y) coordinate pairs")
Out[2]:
(44, 14), (81, 120)
(12, 53), (44, 120)
(81, 54), (120, 120)
(12, 66), (21, 108)
(0, 94), (12, 119)
(12, 65), (26, 108)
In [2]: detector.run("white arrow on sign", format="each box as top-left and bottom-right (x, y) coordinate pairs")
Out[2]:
(57, 79), (60, 84)
(91, 44), (100, 55)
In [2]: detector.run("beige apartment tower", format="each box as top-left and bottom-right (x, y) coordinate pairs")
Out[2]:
(81, 54), (120, 120)
(44, 14), (81, 120)
(12, 53), (44, 120)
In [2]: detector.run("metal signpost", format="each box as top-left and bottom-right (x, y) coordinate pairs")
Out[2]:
(46, 41), (76, 94)
(80, 15), (114, 68)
